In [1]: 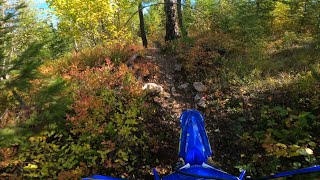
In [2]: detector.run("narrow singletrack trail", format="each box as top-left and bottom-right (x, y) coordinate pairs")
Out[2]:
(141, 48), (199, 175)
(146, 48), (194, 119)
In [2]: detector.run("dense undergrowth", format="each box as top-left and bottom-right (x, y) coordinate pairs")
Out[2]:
(0, 44), (162, 179)
(161, 31), (320, 177)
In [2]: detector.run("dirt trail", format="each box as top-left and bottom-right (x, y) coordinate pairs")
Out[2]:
(141, 48), (198, 175)
(146, 48), (194, 119)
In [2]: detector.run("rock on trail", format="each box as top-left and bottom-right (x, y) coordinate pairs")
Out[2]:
(142, 83), (163, 94)
(193, 82), (207, 92)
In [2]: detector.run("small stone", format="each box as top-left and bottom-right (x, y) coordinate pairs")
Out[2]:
(178, 83), (189, 90)
(142, 83), (163, 94)
(146, 56), (155, 60)
(174, 64), (182, 71)
(193, 82), (207, 92)
(171, 86), (176, 93)
(214, 129), (220, 133)
(197, 98), (207, 108)
(194, 94), (201, 101)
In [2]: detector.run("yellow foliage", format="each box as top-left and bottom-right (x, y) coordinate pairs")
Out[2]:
(47, 0), (137, 47)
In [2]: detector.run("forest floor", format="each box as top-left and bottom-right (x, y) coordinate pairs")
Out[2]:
(141, 47), (245, 178)
(147, 48), (194, 118)
(137, 48), (194, 177)
(141, 48), (216, 177)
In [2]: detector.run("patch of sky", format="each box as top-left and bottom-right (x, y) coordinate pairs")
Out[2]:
(33, 0), (58, 28)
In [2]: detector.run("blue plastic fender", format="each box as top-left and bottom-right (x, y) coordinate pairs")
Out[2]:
(178, 109), (212, 165)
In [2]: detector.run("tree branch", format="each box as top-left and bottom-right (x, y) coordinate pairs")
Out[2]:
(12, 89), (27, 108)
(123, 2), (208, 29)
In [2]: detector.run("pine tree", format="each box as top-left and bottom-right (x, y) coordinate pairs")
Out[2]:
(0, 1), (43, 108)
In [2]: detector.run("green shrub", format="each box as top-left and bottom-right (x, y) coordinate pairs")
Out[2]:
(239, 106), (319, 175)
(0, 44), (156, 179)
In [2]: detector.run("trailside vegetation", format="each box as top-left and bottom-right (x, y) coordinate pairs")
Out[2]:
(1, 0), (319, 179)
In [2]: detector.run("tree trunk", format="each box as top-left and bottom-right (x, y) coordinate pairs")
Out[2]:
(164, 0), (180, 41)
(12, 89), (27, 108)
(138, 3), (148, 48)
(177, 0), (187, 37)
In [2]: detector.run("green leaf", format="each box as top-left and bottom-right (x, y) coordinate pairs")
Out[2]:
(24, 163), (38, 169)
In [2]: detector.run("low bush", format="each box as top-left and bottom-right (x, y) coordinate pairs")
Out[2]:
(0, 44), (158, 179)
